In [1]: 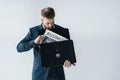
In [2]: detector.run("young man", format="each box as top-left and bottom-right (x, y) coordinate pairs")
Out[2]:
(17, 7), (72, 80)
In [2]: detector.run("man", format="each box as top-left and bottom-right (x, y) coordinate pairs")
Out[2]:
(17, 7), (72, 80)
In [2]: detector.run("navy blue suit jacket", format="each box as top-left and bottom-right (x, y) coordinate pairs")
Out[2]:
(16, 24), (70, 80)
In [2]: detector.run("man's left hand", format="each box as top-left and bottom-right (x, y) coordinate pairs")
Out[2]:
(64, 60), (73, 68)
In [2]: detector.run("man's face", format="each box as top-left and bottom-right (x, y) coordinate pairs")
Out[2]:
(41, 17), (54, 30)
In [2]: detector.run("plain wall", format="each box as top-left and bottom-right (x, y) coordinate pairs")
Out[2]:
(0, 0), (120, 80)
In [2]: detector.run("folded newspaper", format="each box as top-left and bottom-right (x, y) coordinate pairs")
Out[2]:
(44, 29), (68, 42)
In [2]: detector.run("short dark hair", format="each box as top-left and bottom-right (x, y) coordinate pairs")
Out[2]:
(41, 7), (55, 19)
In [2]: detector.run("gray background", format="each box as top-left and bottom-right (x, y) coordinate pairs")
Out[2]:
(0, 0), (120, 80)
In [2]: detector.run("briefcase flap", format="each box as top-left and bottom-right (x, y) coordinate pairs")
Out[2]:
(39, 40), (76, 67)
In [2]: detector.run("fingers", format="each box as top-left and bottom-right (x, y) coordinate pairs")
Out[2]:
(64, 60), (76, 68)
(34, 35), (45, 44)
(64, 60), (72, 68)
(39, 35), (45, 42)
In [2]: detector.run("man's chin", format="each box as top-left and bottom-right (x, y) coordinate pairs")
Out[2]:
(46, 27), (54, 30)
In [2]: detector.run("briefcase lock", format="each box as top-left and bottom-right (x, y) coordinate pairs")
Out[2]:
(56, 53), (60, 58)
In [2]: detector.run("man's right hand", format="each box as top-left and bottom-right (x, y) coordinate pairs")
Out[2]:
(34, 35), (45, 44)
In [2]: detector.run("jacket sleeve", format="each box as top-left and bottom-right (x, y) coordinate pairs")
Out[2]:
(16, 29), (35, 52)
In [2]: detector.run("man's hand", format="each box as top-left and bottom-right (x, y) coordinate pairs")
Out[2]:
(34, 35), (45, 44)
(64, 60), (76, 68)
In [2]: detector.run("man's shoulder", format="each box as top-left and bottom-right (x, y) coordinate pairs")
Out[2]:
(29, 24), (42, 31)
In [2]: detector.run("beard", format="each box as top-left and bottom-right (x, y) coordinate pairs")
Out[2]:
(44, 26), (54, 30)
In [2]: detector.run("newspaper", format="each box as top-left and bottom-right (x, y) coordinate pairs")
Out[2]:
(44, 29), (68, 42)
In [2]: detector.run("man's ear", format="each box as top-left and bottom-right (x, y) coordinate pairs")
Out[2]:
(41, 18), (43, 22)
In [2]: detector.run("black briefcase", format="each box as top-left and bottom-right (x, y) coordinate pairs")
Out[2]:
(39, 40), (76, 68)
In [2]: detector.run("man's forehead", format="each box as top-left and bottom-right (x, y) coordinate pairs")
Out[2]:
(45, 19), (54, 23)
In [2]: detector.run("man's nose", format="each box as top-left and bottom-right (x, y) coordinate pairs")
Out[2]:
(48, 24), (52, 27)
